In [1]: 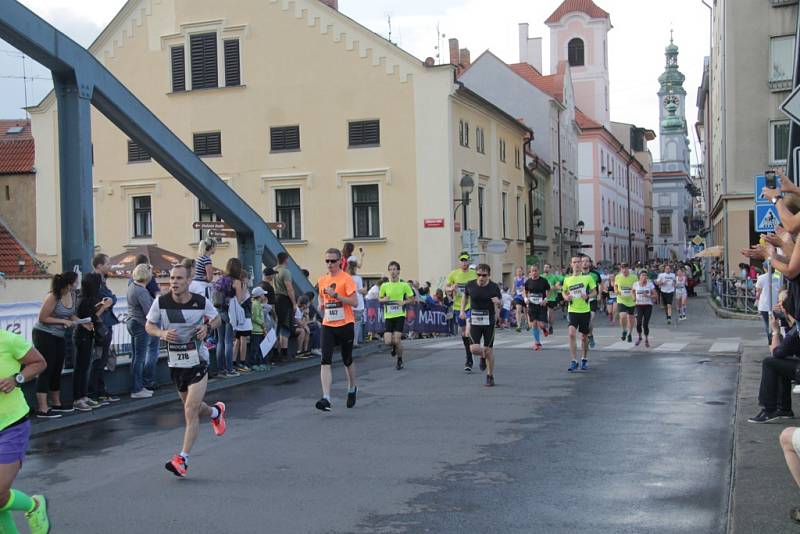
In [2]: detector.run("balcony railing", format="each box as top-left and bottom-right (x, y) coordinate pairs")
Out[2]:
(769, 79), (793, 92)
(771, 0), (799, 6)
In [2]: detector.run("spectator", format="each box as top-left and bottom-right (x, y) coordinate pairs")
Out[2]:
(260, 267), (277, 305)
(32, 271), (79, 418)
(274, 252), (297, 363)
(347, 258), (366, 347)
(74, 273), (113, 411)
(189, 237), (216, 297)
(340, 243), (364, 271)
(127, 264), (156, 398)
(756, 265), (782, 344)
(131, 254), (160, 388)
(306, 293), (323, 357)
(249, 286), (269, 372)
(231, 267), (252, 372)
(294, 295), (311, 358)
(133, 254), (160, 298)
(88, 254), (120, 404)
(212, 259), (239, 377)
(500, 286), (513, 328)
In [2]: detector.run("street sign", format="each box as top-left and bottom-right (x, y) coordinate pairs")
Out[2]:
(424, 218), (445, 228)
(486, 240), (508, 255)
(192, 221), (231, 230)
(691, 235), (704, 246)
(267, 222), (286, 231)
(454, 221), (461, 232)
(781, 84), (800, 125)
(755, 203), (781, 232)
(754, 175), (781, 202)
(208, 229), (236, 238)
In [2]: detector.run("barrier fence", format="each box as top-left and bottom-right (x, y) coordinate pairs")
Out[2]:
(711, 278), (758, 315)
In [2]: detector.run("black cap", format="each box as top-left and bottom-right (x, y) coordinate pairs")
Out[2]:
(263, 267), (277, 276)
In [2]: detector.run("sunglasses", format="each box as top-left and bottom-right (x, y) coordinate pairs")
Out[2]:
(477, 273), (489, 278)
(325, 259), (338, 264)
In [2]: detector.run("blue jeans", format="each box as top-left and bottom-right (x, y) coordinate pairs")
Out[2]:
(216, 315), (235, 373)
(761, 311), (772, 344)
(309, 321), (321, 350)
(145, 333), (159, 388)
(127, 320), (149, 393)
(250, 333), (264, 365)
(354, 310), (364, 344)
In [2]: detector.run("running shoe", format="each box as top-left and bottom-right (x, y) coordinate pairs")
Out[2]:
(390, 346), (396, 357)
(211, 401), (226, 436)
(346, 387), (358, 409)
(568, 360), (578, 372)
(311, 349), (323, 357)
(227, 370), (240, 377)
(588, 335), (596, 348)
(479, 358), (487, 371)
(35, 410), (62, 419)
(485, 375), (495, 387)
(25, 495), (49, 534)
(515, 327), (521, 333)
(645, 339), (650, 348)
(50, 404), (74, 413)
(627, 334), (633, 343)
(667, 318), (672, 325)
(98, 394), (120, 403)
(580, 359), (589, 371)
(548, 326), (554, 335)
(85, 398), (101, 408)
(542, 328), (549, 338)
(315, 398), (332, 412)
(534, 343), (542, 351)
(396, 358), (404, 370)
(464, 364), (473, 373)
(74, 400), (93, 412)
(621, 332), (627, 341)
(748, 409), (781, 423)
(635, 337), (642, 346)
(776, 409), (795, 419)
(165, 454), (188, 477)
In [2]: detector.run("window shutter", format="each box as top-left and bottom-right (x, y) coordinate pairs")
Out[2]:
(190, 33), (218, 89)
(224, 39), (240, 87)
(193, 132), (222, 156)
(127, 140), (151, 162)
(349, 120), (380, 147)
(171, 46), (185, 92)
(270, 126), (300, 151)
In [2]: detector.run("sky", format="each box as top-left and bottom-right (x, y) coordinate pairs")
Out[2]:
(0, 0), (711, 161)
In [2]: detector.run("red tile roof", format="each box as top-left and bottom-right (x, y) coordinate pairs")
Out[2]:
(0, 120), (32, 141)
(545, 0), (610, 24)
(0, 221), (41, 278)
(0, 120), (35, 175)
(575, 110), (601, 129)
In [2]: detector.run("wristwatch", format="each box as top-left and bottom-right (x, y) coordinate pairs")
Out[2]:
(14, 373), (24, 386)
(771, 194), (783, 205)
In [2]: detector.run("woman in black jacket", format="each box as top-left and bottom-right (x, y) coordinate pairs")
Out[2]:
(72, 273), (112, 412)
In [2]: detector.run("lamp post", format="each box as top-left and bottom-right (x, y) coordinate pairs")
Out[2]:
(532, 208), (542, 265)
(454, 174), (475, 256)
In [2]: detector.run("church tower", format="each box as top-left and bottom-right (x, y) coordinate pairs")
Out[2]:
(656, 34), (691, 175)
(545, 0), (612, 127)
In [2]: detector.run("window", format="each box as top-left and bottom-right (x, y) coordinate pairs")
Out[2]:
(568, 38), (585, 67)
(499, 139), (506, 162)
(771, 120), (790, 164)
(224, 39), (241, 87)
(349, 120), (380, 147)
(478, 186), (485, 238)
(132, 196), (152, 238)
(771, 35), (795, 82)
(352, 184), (380, 238)
(464, 122), (470, 147)
(276, 188), (302, 240)
(270, 126), (300, 152)
(127, 140), (151, 163)
(514, 146), (521, 169)
(4, 186), (9, 202)
(516, 196), (523, 238)
(459, 120), (465, 146)
(190, 33), (218, 89)
(502, 192), (508, 238)
(198, 199), (223, 242)
(659, 214), (672, 236)
(476, 127), (485, 154)
(194, 132), (221, 156)
(170, 46), (185, 92)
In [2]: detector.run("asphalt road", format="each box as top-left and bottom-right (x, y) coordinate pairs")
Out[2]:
(13, 310), (741, 534)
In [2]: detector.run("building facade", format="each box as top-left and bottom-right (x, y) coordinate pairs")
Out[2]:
(28, 0), (530, 285)
(0, 120), (36, 252)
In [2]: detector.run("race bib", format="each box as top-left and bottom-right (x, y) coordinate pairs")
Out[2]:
(569, 284), (584, 299)
(386, 303), (403, 315)
(528, 295), (543, 305)
(620, 288), (632, 297)
(168, 342), (200, 368)
(471, 310), (490, 326)
(325, 302), (345, 322)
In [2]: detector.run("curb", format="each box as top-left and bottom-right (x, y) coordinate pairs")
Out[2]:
(29, 342), (386, 438)
(706, 296), (759, 321)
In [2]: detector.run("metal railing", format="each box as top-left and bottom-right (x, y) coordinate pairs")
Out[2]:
(711, 277), (758, 314)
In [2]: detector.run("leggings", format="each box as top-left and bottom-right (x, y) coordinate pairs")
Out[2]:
(635, 305), (653, 337)
(73, 332), (93, 400)
(32, 329), (65, 394)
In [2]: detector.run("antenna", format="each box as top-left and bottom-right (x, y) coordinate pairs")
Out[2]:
(434, 22), (446, 65)
(387, 14), (392, 44)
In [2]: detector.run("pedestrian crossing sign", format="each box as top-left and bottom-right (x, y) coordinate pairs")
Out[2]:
(754, 174), (781, 203)
(755, 203), (781, 232)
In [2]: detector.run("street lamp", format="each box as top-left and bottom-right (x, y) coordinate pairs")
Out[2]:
(533, 208), (542, 228)
(577, 220), (585, 234)
(603, 226), (610, 238)
(453, 174), (475, 230)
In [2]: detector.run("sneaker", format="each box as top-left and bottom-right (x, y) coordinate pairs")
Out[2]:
(165, 454), (188, 477)
(534, 343), (542, 351)
(568, 360), (578, 372)
(621, 331), (627, 341)
(85, 398), (101, 408)
(25, 495), (49, 534)
(627, 334), (633, 343)
(74, 400), (93, 412)
(485, 375), (495, 387)
(237, 365), (251, 373)
(635, 337), (642, 346)
(580, 359), (589, 371)
(227, 370), (240, 377)
(346, 387), (358, 409)
(131, 389), (154, 399)
(50, 404), (74, 413)
(776, 409), (795, 419)
(391, 345), (397, 357)
(311, 349), (322, 357)
(35, 410), (62, 419)
(90, 398), (110, 407)
(645, 339), (650, 348)
(515, 327), (521, 333)
(464, 364), (473, 373)
(479, 358), (487, 371)
(542, 328), (549, 338)
(396, 358), (404, 370)
(748, 409), (781, 423)
(315, 398), (332, 412)
(588, 335), (596, 348)
(791, 507), (800, 524)
(667, 318), (672, 325)
(98, 395), (120, 403)
(548, 326), (554, 335)
(211, 401), (226, 436)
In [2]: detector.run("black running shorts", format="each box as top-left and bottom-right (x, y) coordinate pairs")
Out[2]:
(321, 323), (355, 367)
(275, 294), (293, 334)
(170, 365), (208, 393)
(546, 301), (558, 309)
(589, 300), (598, 312)
(527, 304), (548, 323)
(568, 312), (591, 335)
(661, 292), (674, 305)
(617, 303), (635, 314)
(384, 316), (405, 334)
(469, 324), (495, 347)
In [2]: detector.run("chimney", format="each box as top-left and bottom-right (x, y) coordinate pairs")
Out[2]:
(319, 0), (338, 10)
(518, 22), (543, 73)
(459, 48), (471, 68)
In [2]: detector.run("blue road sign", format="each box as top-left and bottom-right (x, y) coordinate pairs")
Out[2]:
(755, 174), (781, 203)
(755, 203), (782, 232)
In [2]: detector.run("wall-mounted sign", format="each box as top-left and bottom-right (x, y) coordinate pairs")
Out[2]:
(424, 218), (445, 228)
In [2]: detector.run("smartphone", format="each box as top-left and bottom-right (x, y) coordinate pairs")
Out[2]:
(765, 170), (777, 189)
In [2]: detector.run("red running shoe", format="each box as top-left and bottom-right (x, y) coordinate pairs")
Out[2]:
(165, 454), (187, 477)
(211, 401), (226, 436)
(542, 329), (549, 338)
(534, 343), (542, 351)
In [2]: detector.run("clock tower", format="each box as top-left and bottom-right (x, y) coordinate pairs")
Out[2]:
(656, 33), (690, 175)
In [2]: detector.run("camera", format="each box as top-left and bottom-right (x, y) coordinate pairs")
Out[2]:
(765, 170), (777, 189)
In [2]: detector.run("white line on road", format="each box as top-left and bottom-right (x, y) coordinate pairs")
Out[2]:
(709, 342), (741, 353)
(652, 342), (688, 352)
(602, 341), (635, 351)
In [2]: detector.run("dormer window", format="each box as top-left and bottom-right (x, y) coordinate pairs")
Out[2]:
(568, 38), (585, 67)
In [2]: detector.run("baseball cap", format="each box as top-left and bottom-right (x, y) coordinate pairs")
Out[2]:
(252, 287), (266, 298)
(263, 267), (277, 276)
(459, 251), (470, 261)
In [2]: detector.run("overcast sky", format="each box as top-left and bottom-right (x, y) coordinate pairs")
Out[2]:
(0, 0), (711, 161)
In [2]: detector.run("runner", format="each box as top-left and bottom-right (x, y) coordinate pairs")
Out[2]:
(461, 264), (502, 386)
(605, 266), (618, 324)
(445, 252), (478, 372)
(378, 262), (415, 370)
(512, 267), (527, 332)
(656, 263), (677, 324)
(523, 265), (551, 351)
(675, 267), (689, 321)
(315, 248), (359, 411)
(614, 263), (637, 343)
(145, 264), (226, 478)
(542, 263), (562, 335)
(0, 331), (50, 534)
(633, 271), (657, 347)
(563, 256), (597, 372)
(582, 256), (603, 349)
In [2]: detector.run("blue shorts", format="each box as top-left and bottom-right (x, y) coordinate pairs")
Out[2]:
(456, 309), (471, 327)
(0, 418), (30, 464)
(500, 309), (509, 321)
(513, 295), (525, 305)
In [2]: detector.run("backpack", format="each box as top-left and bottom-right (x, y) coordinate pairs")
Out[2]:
(211, 276), (235, 309)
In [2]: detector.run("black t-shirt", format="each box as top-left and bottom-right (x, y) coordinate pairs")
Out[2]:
(524, 277), (551, 306)
(260, 281), (276, 305)
(75, 295), (100, 339)
(465, 280), (501, 322)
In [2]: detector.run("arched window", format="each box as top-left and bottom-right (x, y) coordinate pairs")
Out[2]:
(568, 38), (584, 67)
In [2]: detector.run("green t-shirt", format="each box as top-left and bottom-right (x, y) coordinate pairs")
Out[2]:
(379, 281), (414, 319)
(0, 330), (32, 430)
(563, 274), (596, 314)
(447, 268), (477, 310)
(615, 273), (638, 307)
(543, 274), (562, 302)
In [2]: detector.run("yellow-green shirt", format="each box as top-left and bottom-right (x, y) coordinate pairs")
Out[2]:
(615, 273), (638, 307)
(0, 330), (32, 430)
(563, 274), (596, 314)
(379, 281), (414, 319)
(447, 268), (477, 311)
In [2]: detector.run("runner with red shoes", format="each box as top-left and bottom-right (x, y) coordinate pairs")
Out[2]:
(523, 265), (551, 351)
(145, 264), (227, 478)
(461, 264), (502, 387)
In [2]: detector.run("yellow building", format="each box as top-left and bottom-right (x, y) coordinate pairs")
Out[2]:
(29, 0), (531, 286)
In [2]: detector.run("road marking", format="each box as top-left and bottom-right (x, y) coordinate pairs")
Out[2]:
(653, 342), (688, 352)
(709, 342), (740, 353)
(602, 341), (635, 351)
(425, 340), (461, 349)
